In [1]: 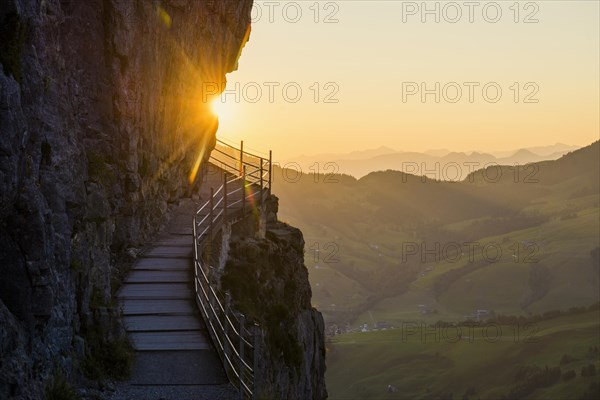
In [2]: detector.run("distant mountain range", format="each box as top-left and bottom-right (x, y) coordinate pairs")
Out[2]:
(283, 143), (582, 180)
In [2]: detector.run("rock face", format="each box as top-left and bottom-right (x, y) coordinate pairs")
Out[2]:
(0, 0), (252, 398)
(220, 196), (328, 399)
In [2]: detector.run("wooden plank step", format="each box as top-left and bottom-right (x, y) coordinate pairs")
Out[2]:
(129, 331), (210, 351)
(123, 315), (204, 332)
(133, 257), (190, 270)
(120, 299), (196, 315)
(124, 270), (189, 283)
(129, 351), (229, 385)
(153, 236), (193, 247)
(167, 229), (193, 236)
(117, 283), (192, 300)
(170, 214), (194, 225)
(144, 246), (193, 258)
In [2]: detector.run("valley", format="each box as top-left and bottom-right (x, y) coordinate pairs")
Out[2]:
(274, 142), (600, 399)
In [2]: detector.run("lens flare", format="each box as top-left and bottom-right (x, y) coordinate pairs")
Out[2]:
(210, 97), (226, 118)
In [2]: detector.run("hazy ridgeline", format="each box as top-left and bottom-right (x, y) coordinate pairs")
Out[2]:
(281, 143), (581, 180)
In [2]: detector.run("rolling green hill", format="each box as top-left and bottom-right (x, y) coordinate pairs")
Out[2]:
(274, 141), (599, 398)
(274, 141), (599, 324)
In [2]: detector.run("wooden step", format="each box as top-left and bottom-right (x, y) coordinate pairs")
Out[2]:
(144, 246), (193, 258)
(117, 283), (192, 300)
(129, 351), (229, 385)
(120, 299), (197, 316)
(124, 270), (189, 283)
(133, 257), (190, 270)
(153, 236), (194, 247)
(129, 331), (210, 351)
(124, 315), (204, 332)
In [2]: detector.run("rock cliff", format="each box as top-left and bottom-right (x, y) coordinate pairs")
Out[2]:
(0, 0), (252, 398)
(217, 196), (328, 399)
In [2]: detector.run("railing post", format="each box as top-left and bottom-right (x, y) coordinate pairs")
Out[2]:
(223, 172), (228, 221)
(224, 292), (231, 375)
(208, 187), (215, 244)
(192, 216), (198, 295)
(207, 277), (213, 325)
(253, 324), (260, 400)
(239, 314), (246, 399)
(192, 216), (197, 263)
(240, 140), (244, 176)
(259, 158), (264, 205)
(242, 166), (246, 216)
(268, 150), (272, 196)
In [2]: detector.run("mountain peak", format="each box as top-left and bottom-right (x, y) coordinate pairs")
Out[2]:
(511, 148), (538, 157)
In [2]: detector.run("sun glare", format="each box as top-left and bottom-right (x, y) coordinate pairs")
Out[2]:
(210, 98), (228, 120)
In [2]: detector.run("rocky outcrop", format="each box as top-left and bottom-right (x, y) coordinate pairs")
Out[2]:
(0, 0), (252, 398)
(218, 196), (328, 399)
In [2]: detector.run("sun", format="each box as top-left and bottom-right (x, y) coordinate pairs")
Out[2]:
(210, 97), (229, 120)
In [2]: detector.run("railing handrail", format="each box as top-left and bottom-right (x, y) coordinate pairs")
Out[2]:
(192, 138), (272, 400)
(216, 138), (269, 160)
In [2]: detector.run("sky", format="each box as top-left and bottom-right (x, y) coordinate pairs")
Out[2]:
(212, 0), (600, 160)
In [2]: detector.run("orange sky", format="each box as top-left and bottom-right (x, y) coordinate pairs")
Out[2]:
(212, 1), (599, 159)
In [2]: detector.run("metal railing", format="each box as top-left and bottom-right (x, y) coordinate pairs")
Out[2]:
(192, 139), (272, 399)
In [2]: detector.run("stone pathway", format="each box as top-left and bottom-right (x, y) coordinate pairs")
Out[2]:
(110, 166), (238, 399)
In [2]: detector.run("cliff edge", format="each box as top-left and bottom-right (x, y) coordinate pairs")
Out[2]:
(216, 195), (328, 399)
